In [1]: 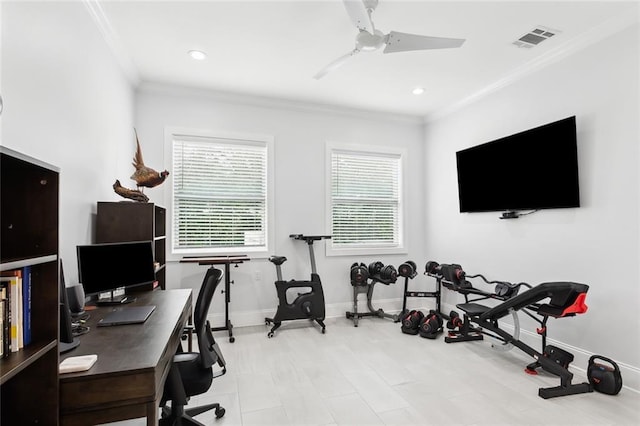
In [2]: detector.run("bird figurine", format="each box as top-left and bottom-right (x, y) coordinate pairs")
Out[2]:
(130, 129), (169, 191)
(113, 179), (149, 202)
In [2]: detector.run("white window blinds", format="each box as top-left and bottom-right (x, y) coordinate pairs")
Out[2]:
(172, 136), (268, 252)
(330, 149), (401, 249)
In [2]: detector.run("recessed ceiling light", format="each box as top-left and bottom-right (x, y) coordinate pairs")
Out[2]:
(412, 87), (425, 95)
(188, 50), (207, 60)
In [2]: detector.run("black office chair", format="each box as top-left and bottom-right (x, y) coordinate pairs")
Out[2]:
(160, 267), (227, 425)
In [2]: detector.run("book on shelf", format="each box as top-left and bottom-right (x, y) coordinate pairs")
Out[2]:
(22, 265), (31, 346)
(0, 267), (34, 353)
(0, 283), (9, 356)
(0, 270), (21, 352)
(0, 297), (4, 357)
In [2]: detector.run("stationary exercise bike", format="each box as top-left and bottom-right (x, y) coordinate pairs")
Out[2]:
(265, 234), (331, 337)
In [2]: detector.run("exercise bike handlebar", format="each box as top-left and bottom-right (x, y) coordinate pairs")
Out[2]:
(289, 234), (332, 243)
(289, 234), (332, 275)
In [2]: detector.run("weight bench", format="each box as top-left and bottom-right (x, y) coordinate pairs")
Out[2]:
(448, 281), (592, 399)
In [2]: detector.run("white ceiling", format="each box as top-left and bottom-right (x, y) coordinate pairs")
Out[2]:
(95, 0), (638, 119)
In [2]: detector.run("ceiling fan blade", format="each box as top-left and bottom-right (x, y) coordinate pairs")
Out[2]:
(343, 0), (374, 34)
(313, 49), (360, 80)
(383, 31), (465, 53)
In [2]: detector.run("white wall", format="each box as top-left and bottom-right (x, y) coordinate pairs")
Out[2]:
(1, 1), (135, 284)
(423, 23), (639, 388)
(3, 0), (637, 391)
(135, 84), (425, 324)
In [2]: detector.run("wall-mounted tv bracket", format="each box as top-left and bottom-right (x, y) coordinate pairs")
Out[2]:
(500, 211), (520, 219)
(499, 210), (541, 219)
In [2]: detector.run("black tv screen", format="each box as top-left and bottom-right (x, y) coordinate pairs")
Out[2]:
(456, 116), (580, 213)
(77, 241), (155, 296)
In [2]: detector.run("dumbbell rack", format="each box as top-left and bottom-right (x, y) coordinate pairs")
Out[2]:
(346, 276), (399, 327)
(400, 272), (442, 318)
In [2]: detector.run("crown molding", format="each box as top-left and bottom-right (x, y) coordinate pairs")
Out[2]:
(137, 80), (424, 125)
(82, 0), (140, 86)
(424, 8), (639, 124)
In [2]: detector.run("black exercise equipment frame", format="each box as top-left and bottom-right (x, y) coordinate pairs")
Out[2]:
(346, 274), (399, 326)
(400, 271), (442, 319)
(439, 274), (515, 345)
(180, 255), (250, 344)
(265, 234), (331, 337)
(436, 268), (592, 399)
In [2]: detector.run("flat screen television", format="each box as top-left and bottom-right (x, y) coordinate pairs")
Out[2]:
(455, 116), (580, 215)
(77, 241), (155, 304)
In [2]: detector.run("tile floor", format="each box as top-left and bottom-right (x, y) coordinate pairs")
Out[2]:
(113, 316), (640, 425)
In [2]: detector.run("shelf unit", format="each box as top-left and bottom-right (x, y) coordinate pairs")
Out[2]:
(96, 201), (166, 290)
(0, 147), (60, 424)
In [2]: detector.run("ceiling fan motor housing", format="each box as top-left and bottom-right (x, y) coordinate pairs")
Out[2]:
(356, 29), (385, 51)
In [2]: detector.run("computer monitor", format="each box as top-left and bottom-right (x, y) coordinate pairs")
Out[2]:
(76, 241), (156, 305)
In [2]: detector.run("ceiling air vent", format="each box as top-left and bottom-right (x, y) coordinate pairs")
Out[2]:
(513, 27), (558, 49)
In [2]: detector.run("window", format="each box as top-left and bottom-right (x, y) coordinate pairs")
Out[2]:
(326, 143), (405, 256)
(168, 129), (273, 256)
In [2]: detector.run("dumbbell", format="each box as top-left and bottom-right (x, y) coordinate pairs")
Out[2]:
(379, 265), (398, 283)
(401, 310), (424, 335)
(446, 310), (463, 330)
(398, 260), (417, 279)
(368, 261), (384, 277)
(425, 260), (440, 275)
(440, 264), (466, 285)
(419, 310), (443, 338)
(350, 262), (369, 285)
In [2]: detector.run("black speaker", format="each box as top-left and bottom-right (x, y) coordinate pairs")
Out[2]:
(66, 284), (86, 316)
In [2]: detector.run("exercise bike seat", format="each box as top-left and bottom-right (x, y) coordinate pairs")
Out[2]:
(269, 256), (287, 266)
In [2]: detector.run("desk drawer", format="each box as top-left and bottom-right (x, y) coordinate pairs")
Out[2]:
(60, 371), (155, 412)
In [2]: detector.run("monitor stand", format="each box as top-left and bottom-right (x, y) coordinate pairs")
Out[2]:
(59, 338), (80, 354)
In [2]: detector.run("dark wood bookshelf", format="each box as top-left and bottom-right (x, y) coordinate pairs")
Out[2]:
(0, 146), (60, 424)
(96, 201), (167, 290)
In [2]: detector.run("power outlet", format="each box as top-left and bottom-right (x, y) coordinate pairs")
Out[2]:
(254, 270), (262, 283)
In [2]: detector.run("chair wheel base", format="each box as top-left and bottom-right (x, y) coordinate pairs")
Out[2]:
(215, 407), (226, 418)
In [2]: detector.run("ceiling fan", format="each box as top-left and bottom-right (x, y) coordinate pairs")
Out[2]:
(314, 0), (465, 79)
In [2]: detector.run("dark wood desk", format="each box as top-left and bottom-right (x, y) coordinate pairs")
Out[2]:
(59, 289), (192, 426)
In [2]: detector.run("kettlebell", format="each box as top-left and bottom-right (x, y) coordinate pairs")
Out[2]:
(588, 355), (622, 395)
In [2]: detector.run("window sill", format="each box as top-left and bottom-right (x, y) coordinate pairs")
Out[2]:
(325, 245), (408, 257)
(168, 247), (271, 262)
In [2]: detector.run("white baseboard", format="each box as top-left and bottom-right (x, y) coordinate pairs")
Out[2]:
(208, 298), (404, 329)
(207, 298), (639, 393)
